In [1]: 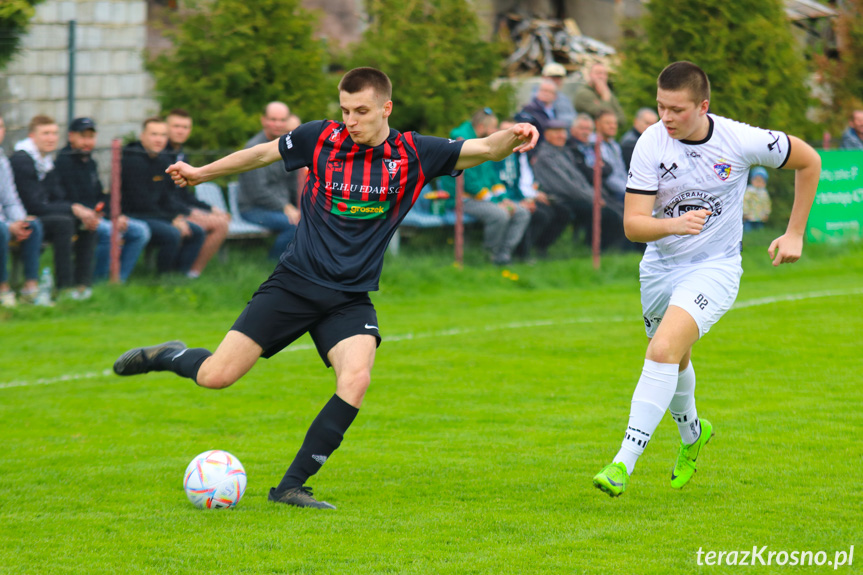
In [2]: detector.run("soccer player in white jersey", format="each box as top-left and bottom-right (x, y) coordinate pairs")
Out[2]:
(592, 61), (821, 497)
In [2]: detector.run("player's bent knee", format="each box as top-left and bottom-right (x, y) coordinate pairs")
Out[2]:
(337, 370), (371, 403)
(646, 338), (685, 365)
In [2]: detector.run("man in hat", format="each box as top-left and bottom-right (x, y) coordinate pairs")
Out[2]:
(539, 62), (577, 130)
(55, 117), (151, 284)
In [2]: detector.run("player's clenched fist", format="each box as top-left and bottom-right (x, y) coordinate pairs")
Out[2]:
(166, 161), (200, 188)
(673, 209), (712, 235)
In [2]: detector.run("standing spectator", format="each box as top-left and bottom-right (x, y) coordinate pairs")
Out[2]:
(591, 110), (629, 204)
(163, 109), (230, 278)
(533, 119), (626, 252)
(495, 119), (554, 259)
(743, 166), (772, 232)
(11, 115), (99, 300)
(0, 113), (43, 306)
(238, 103), (302, 260)
(55, 117), (151, 284)
(121, 117), (204, 275)
(518, 80), (559, 138)
(574, 62), (626, 126)
(620, 108), (660, 168)
(451, 109), (530, 265)
(840, 108), (863, 150)
(538, 62), (577, 129)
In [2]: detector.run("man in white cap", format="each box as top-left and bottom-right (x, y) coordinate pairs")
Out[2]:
(539, 62), (577, 129)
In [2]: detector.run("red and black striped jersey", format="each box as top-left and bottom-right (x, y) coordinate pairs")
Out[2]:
(277, 120), (464, 291)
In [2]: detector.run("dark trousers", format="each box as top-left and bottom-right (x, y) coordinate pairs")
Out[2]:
(39, 214), (98, 289)
(534, 195), (627, 253)
(141, 218), (205, 274)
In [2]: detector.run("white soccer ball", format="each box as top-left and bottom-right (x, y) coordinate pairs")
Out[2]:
(183, 450), (247, 509)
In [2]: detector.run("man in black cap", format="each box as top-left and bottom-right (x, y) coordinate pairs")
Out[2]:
(55, 118), (152, 284)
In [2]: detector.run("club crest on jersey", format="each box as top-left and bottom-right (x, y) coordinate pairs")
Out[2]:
(329, 127), (343, 142)
(383, 158), (403, 179)
(331, 196), (391, 220)
(713, 160), (732, 181)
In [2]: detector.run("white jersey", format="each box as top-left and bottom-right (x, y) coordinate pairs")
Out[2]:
(626, 114), (790, 266)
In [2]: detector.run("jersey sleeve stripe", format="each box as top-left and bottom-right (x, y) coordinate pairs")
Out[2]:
(626, 187), (658, 195)
(777, 134), (792, 169)
(311, 122), (338, 205)
(400, 132), (425, 206)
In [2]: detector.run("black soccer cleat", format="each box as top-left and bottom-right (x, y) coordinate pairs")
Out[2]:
(268, 486), (336, 510)
(113, 340), (187, 376)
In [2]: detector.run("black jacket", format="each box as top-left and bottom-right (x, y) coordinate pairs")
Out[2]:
(54, 144), (111, 215)
(161, 146), (211, 212)
(120, 141), (188, 221)
(9, 150), (72, 217)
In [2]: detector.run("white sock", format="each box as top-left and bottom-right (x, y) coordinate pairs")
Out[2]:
(669, 362), (701, 444)
(613, 359), (679, 474)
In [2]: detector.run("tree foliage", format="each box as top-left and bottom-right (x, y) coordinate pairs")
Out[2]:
(813, 0), (863, 137)
(616, 0), (816, 139)
(0, 0), (44, 70)
(344, 0), (513, 137)
(146, 0), (333, 151)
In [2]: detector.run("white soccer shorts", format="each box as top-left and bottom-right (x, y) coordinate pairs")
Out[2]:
(639, 256), (743, 339)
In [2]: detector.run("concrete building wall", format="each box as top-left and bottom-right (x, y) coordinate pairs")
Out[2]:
(0, 0), (158, 154)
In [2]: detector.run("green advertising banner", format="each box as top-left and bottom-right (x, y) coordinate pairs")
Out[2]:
(807, 150), (863, 244)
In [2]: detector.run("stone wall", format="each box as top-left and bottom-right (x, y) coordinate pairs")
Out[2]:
(0, 0), (157, 156)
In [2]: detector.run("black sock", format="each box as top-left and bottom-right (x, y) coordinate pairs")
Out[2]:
(155, 347), (212, 382)
(276, 394), (359, 491)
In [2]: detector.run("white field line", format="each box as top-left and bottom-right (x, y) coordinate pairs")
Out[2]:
(1, 287), (861, 391)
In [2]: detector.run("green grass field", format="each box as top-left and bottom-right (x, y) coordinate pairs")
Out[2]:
(1, 236), (861, 574)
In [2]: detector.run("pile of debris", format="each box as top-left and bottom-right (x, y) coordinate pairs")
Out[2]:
(498, 14), (616, 78)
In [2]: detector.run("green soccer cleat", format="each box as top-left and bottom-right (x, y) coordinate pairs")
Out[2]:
(593, 462), (629, 497)
(671, 419), (714, 489)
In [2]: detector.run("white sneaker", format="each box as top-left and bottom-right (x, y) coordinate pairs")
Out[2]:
(0, 290), (16, 308)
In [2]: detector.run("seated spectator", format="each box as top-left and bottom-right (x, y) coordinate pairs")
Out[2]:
(450, 109), (530, 265)
(840, 108), (863, 150)
(518, 80), (559, 139)
(620, 107), (659, 168)
(55, 117), (151, 284)
(532, 119), (626, 252)
(574, 62), (626, 126)
(121, 117), (204, 276)
(11, 114), (98, 300)
(494, 119), (555, 260)
(0, 113), (43, 306)
(237, 103), (301, 260)
(537, 63), (577, 129)
(743, 166), (772, 232)
(163, 109), (229, 278)
(590, 110), (628, 204)
(568, 113), (608, 182)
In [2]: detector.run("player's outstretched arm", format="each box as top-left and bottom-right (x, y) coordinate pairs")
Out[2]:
(454, 123), (539, 170)
(166, 139), (282, 188)
(768, 135), (821, 267)
(623, 192), (712, 242)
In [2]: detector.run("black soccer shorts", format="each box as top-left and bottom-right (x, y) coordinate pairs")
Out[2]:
(231, 264), (381, 367)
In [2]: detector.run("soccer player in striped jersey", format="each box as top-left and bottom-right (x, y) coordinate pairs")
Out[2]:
(113, 67), (539, 509)
(592, 61), (821, 497)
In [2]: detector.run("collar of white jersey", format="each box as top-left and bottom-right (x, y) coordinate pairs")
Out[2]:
(680, 115), (714, 146)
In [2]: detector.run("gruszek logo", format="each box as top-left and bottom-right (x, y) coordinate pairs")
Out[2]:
(331, 197), (391, 219)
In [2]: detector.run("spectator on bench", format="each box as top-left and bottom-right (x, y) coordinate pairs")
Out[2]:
(620, 107), (659, 169)
(55, 117), (151, 284)
(121, 117), (204, 276)
(164, 109), (229, 278)
(533, 119), (626, 252)
(11, 114), (99, 301)
(494, 119), (554, 260)
(840, 108), (863, 150)
(238, 103), (302, 260)
(0, 112), (43, 306)
(450, 109), (530, 265)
